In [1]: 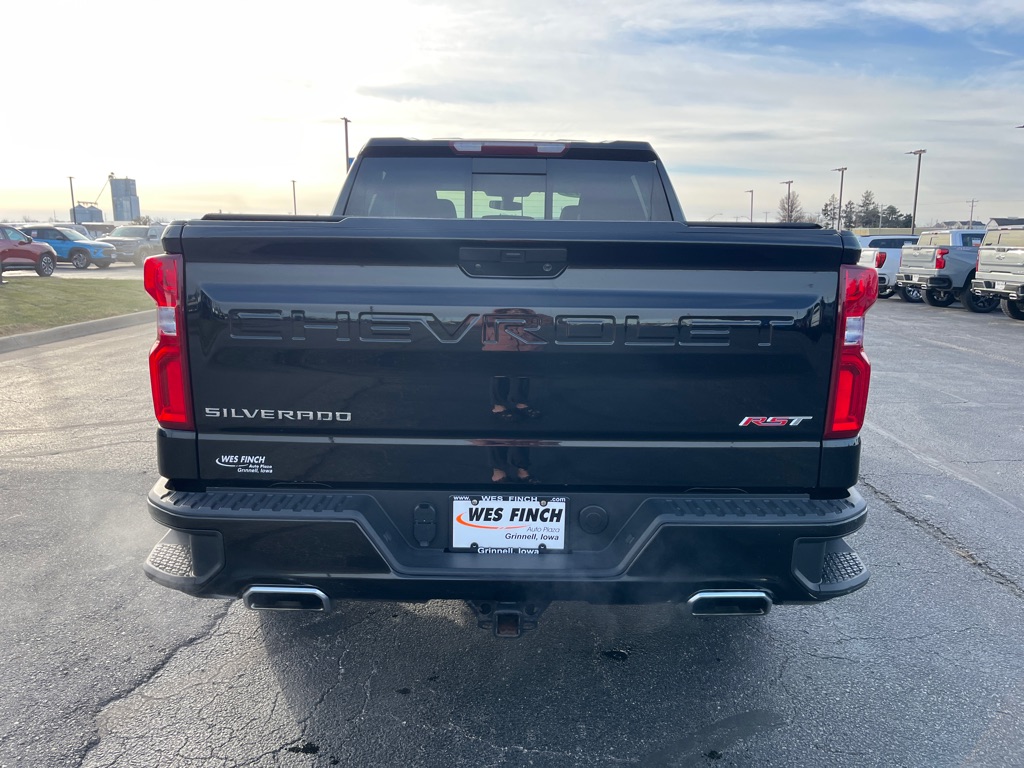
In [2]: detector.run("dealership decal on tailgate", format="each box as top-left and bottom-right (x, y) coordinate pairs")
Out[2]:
(451, 495), (567, 553)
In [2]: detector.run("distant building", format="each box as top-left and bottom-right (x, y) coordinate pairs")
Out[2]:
(110, 177), (141, 221)
(937, 220), (985, 229)
(71, 204), (104, 222)
(987, 217), (1024, 228)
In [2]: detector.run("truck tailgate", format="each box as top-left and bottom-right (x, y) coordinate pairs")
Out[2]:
(979, 244), (1024, 278)
(175, 220), (847, 491)
(899, 245), (936, 270)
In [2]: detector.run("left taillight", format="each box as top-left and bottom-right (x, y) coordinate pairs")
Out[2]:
(875, 251), (887, 269)
(144, 254), (194, 430)
(825, 265), (878, 440)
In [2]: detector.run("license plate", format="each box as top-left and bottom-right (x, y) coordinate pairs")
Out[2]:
(451, 495), (567, 553)
(995, 282), (1006, 290)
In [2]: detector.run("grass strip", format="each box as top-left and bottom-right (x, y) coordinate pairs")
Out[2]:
(0, 277), (153, 336)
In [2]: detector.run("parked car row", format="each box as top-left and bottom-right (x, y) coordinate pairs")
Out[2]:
(857, 225), (1024, 321)
(15, 225), (115, 269)
(0, 223), (167, 273)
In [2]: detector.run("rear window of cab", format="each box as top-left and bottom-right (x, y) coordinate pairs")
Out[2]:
(344, 157), (673, 221)
(982, 230), (1024, 247)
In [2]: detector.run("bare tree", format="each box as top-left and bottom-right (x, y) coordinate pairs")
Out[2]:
(777, 191), (806, 223)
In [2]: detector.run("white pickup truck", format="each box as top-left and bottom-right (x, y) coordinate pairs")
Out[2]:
(971, 226), (1024, 320)
(856, 234), (919, 301)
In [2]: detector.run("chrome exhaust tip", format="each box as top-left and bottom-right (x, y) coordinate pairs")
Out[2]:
(687, 590), (772, 616)
(243, 586), (331, 612)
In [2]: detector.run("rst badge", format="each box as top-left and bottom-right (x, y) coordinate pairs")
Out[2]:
(739, 416), (813, 427)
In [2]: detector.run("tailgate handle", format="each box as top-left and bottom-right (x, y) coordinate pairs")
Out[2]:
(459, 247), (567, 279)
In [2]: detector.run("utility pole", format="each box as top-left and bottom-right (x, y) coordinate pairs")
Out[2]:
(966, 198), (978, 226)
(780, 180), (794, 222)
(68, 176), (77, 223)
(832, 167), (847, 230)
(340, 117), (352, 171)
(744, 189), (754, 222)
(291, 180), (297, 215)
(763, 211), (770, 222)
(906, 149), (926, 235)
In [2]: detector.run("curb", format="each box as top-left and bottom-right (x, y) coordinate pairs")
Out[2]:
(0, 311), (154, 354)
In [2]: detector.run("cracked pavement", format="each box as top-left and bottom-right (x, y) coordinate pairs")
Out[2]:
(1, 299), (1023, 767)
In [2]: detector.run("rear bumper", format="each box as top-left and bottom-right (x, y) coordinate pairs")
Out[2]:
(144, 480), (869, 606)
(972, 277), (1024, 300)
(896, 271), (952, 290)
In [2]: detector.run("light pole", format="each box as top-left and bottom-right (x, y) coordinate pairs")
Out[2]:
(291, 180), (297, 215)
(68, 176), (77, 223)
(341, 117), (352, 171)
(780, 180), (793, 222)
(831, 167), (847, 230)
(744, 189), (754, 222)
(906, 149), (926, 235)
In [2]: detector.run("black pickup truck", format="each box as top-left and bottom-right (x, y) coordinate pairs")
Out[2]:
(142, 139), (875, 636)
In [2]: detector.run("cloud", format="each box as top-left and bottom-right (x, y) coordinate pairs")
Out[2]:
(3, 0), (1023, 224)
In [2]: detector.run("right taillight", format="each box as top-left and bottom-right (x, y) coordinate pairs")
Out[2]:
(144, 254), (194, 431)
(825, 265), (878, 440)
(875, 251), (887, 269)
(935, 248), (949, 269)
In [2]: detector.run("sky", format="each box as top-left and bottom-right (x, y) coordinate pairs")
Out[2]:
(2, 0), (1022, 226)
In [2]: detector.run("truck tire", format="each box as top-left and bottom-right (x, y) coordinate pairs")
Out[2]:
(1002, 299), (1024, 321)
(896, 285), (923, 303)
(923, 288), (956, 307)
(961, 290), (1000, 313)
(69, 249), (91, 269)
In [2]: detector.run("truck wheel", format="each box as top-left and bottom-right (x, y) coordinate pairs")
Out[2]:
(1002, 299), (1024, 321)
(69, 249), (91, 269)
(923, 288), (956, 307)
(961, 290), (999, 313)
(896, 285), (923, 303)
(35, 254), (56, 276)
(95, 260), (111, 269)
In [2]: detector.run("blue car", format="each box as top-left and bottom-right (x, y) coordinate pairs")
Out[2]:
(15, 225), (116, 269)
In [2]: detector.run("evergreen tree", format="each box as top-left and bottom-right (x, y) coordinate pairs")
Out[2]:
(821, 194), (839, 229)
(855, 190), (879, 228)
(842, 201), (856, 229)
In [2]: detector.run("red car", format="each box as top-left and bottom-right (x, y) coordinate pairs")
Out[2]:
(0, 226), (57, 277)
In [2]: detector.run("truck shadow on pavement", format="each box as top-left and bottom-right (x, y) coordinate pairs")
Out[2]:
(258, 600), (788, 767)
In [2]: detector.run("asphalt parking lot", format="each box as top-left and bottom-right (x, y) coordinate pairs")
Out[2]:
(0, 296), (1021, 767)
